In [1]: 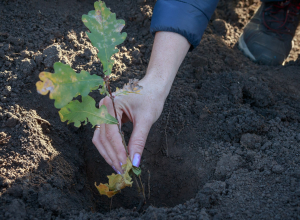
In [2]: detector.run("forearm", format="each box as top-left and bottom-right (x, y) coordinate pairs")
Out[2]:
(141, 31), (190, 99)
(94, 32), (190, 170)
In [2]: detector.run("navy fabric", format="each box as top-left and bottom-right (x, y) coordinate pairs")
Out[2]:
(150, 0), (295, 50)
(150, 0), (219, 50)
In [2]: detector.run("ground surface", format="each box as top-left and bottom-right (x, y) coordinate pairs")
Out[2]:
(0, 0), (300, 219)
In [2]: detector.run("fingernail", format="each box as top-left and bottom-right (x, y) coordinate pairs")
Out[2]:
(120, 162), (126, 173)
(112, 166), (119, 174)
(132, 153), (141, 167)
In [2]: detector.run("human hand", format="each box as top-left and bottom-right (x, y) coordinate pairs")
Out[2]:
(92, 31), (190, 174)
(92, 78), (166, 174)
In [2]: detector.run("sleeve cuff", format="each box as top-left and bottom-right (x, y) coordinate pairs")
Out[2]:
(150, 0), (213, 51)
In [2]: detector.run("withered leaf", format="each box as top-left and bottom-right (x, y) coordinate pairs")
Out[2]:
(95, 157), (133, 198)
(114, 79), (143, 97)
(94, 183), (118, 198)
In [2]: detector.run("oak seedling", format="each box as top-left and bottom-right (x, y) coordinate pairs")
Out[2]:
(36, 0), (145, 201)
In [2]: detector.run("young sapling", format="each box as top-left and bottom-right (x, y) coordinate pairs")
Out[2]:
(36, 0), (145, 202)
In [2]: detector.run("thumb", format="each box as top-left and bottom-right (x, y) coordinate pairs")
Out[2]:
(128, 119), (151, 167)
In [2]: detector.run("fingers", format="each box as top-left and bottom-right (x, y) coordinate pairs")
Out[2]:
(92, 128), (113, 165)
(99, 123), (123, 173)
(94, 95), (154, 171)
(93, 124), (124, 173)
(92, 97), (127, 173)
(102, 97), (127, 165)
(128, 117), (152, 167)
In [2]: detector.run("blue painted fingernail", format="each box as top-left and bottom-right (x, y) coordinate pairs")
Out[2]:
(120, 162), (125, 173)
(112, 166), (118, 173)
(132, 153), (141, 167)
(112, 166), (121, 174)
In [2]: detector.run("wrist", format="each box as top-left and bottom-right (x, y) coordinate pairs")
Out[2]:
(139, 68), (175, 100)
(137, 31), (190, 101)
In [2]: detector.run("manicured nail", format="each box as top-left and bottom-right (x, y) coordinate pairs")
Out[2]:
(112, 166), (117, 172)
(112, 166), (121, 174)
(132, 153), (141, 167)
(120, 162), (126, 173)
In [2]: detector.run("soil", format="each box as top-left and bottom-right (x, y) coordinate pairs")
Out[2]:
(1, 0), (300, 219)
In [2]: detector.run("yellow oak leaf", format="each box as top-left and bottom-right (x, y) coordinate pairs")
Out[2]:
(95, 157), (133, 198)
(94, 183), (118, 198)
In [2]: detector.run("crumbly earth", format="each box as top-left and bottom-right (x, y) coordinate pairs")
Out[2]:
(0, 0), (300, 219)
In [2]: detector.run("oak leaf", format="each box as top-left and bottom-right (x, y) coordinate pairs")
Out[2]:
(59, 95), (118, 127)
(95, 157), (133, 198)
(82, 1), (127, 75)
(132, 166), (141, 176)
(36, 62), (102, 109)
(114, 79), (143, 97)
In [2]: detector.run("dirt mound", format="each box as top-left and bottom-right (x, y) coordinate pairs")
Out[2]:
(0, 0), (300, 219)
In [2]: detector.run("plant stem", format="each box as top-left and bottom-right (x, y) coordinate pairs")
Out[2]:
(138, 175), (146, 200)
(105, 79), (146, 209)
(106, 80), (129, 156)
(130, 170), (145, 212)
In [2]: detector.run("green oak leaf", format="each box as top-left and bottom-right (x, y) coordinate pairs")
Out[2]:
(132, 166), (142, 176)
(36, 62), (103, 109)
(82, 0), (127, 75)
(59, 95), (118, 127)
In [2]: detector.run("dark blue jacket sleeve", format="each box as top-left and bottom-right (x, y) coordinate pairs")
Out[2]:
(150, 0), (219, 50)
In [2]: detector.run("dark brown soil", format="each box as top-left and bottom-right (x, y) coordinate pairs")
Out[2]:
(0, 0), (300, 219)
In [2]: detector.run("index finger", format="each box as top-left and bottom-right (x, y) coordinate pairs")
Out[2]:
(102, 96), (128, 165)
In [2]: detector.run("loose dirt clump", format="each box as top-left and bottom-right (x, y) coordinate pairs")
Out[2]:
(0, 0), (300, 219)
